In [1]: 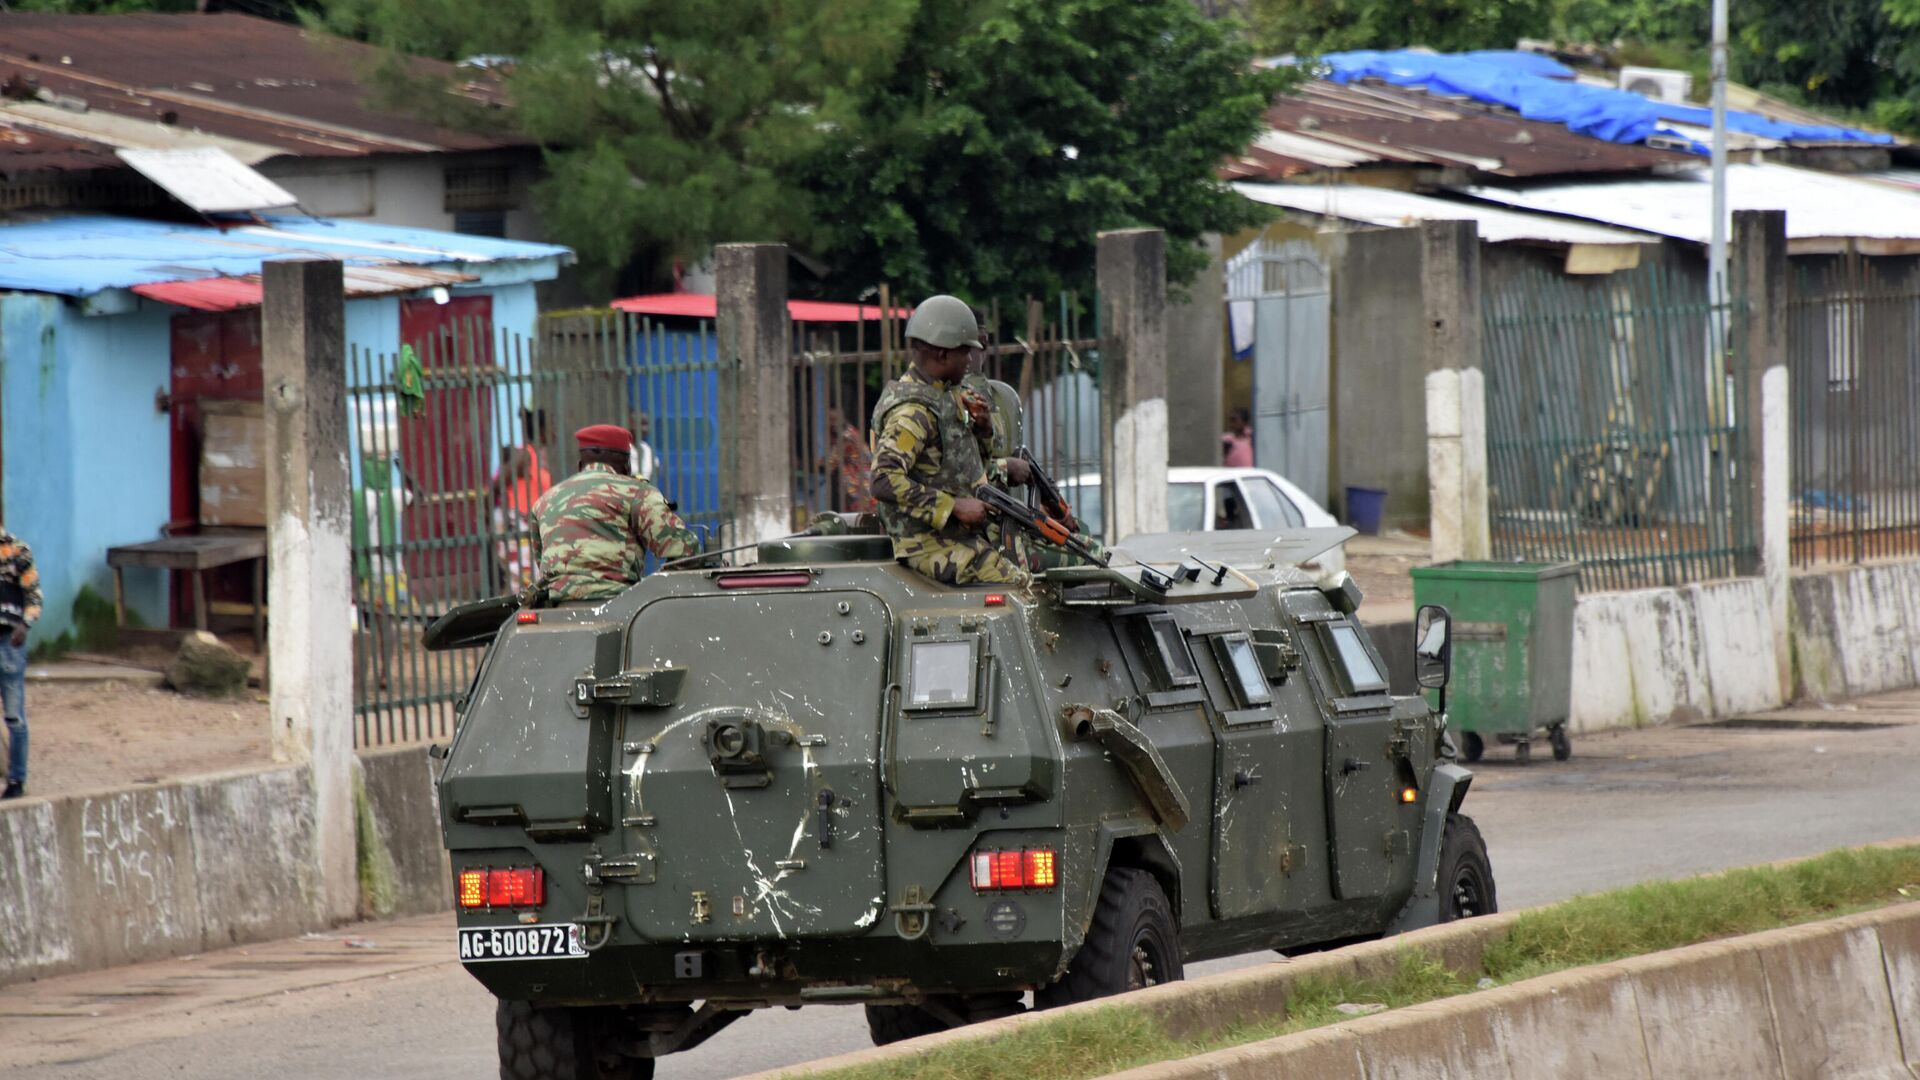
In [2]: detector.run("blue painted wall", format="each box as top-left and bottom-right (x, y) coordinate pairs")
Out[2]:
(1, 280), (548, 643)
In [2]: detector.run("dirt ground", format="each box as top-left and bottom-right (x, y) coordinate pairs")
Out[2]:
(20, 679), (272, 799)
(1346, 530), (1428, 625)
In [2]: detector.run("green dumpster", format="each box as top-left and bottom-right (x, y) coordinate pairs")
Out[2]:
(1409, 561), (1577, 764)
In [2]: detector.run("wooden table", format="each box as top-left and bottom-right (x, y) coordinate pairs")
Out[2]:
(106, 534), (267, 647)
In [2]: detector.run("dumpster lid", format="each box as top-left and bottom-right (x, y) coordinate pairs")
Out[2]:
(1409, 560), (1580, 581)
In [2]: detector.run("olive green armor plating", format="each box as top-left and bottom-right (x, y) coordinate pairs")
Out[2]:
(436, 526), (1490, 1073)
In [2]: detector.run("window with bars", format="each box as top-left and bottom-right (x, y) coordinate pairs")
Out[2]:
(444, 165), (515, 212)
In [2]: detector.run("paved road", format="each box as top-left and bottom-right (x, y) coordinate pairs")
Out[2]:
(10, 693), (1920, 1080)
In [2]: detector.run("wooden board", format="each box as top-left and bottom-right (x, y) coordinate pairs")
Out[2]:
(199, 399), (266, 527)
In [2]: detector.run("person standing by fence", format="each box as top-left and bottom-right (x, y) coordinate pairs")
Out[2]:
(0, 527), (40, 799)
(490, 407), (553, 592)
(1221, 407), (1253, 467)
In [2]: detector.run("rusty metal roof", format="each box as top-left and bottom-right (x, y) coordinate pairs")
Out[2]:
(132, 264), (477, 311)
(0, 12), (525, 173)
(1222, 80), (1695, 182)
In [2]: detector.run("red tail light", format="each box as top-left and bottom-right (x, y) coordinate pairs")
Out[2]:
(457, 867), (545, 909)
(970, 848), (1059, 891)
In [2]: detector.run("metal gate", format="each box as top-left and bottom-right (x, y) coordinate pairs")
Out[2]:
(1227, 239), (1330, 505)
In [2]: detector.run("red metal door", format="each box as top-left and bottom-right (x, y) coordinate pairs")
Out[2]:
(169, 311), (263, 530)
(398, 296), (495, 596)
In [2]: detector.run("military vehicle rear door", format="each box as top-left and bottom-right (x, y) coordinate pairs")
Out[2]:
(1284, 591), (1406, 901)
(613, 589), (890, 940)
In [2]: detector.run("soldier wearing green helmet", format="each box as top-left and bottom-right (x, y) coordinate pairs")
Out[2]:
(869, 294), (1035, 588)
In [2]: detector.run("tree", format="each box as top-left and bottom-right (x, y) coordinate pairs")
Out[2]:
(1247, 0), (1551, 59)
(324, 0), (920, 285)
(802, 0), (1293, 300)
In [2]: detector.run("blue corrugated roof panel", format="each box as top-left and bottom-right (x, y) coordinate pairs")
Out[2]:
(0, 213), (573, 298)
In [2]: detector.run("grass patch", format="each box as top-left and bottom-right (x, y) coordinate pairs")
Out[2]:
(796, 844), (1920, 1080)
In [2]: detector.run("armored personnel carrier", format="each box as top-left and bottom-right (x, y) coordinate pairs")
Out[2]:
(428, 524), (1494, 1079)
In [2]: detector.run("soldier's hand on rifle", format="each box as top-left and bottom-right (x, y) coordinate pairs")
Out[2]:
(952, 497), (989, 528)
(1003, 457), (1033, 486)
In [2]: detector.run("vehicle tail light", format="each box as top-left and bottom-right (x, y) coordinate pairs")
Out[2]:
(970, 848), (1059, 891)
(458, 869), (486, 909)
(516, 611), (540, 624)
(457, 867), (545, 909)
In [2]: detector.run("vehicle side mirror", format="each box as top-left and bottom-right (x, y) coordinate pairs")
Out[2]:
(1415, 604), (1452, 692)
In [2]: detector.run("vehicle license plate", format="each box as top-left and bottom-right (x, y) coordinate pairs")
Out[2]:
(458, 923), (586, 962)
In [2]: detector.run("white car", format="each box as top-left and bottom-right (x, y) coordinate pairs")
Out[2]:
(1060, 466), (1347, 573)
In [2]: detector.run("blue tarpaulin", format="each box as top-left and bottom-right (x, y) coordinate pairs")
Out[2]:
(1319, 50), (1895, 151)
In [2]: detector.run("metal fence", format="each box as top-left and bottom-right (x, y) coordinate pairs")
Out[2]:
(345, 312), (729, 747)
(789, 291), (1104, 526)
(1483, 261), (1753, 591)
(1788, 253), (1920, 567)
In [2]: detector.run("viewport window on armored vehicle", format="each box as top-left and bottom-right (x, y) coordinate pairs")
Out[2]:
(424, 518), (1496, 1080)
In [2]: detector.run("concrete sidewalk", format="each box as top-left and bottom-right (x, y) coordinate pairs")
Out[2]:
(0, 911), (456, 1070)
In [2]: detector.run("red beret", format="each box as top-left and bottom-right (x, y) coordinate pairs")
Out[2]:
(575, 424), (634, 452)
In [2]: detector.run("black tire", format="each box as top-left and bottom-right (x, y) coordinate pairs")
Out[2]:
(1461, 731), (1485, 763)
(1550, 725), (1572, 762)
(1037, 867), (1182, 1008)
(1436, 813), (1497, 923)
(497, 1000), (651, 1080)
(864, 1003), (949, 1046)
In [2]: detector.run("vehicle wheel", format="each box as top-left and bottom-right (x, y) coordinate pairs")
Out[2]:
(1437, 814), (1497, 923)
(1461, 731), (1485, 763)
(497, 1000), (651, 1080)
(1037, 867), (1182, 1008)
(864, 1003), (949, 1046)
(1549, 725), (1572, 762)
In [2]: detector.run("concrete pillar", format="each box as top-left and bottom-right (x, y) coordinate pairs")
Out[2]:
(1330, 227), (1426, 526)
(1420, 221), (1491, 563)
(1166, 235), (1225, 468)
(715, 243), (793, 546)
(1733, 209), (1792, 698)
(1097, 228), (1170, 541)
(262, 259), (356, 922)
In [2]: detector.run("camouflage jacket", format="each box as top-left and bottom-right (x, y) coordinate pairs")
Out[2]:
(870, 369), (989, 542)
(0, 528), (40, 630)
(532, 464), (698, 601)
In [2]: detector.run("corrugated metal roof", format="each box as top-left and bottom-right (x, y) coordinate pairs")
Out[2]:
(1222, 80), (1695, 182)
(0, 12), (525, 171)
(1232, 181), (1657, 246)
(131, 264), (476, 311)
(612, 293), (909, 323)
(1458, 163), (1920, 253)
(0, 212), (571, 298)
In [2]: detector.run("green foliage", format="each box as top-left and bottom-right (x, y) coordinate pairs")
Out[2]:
(324, 0), (922, 286)
(1247, 0), (1551, 59)
(802, 0), (1291, 300)
(28, 584), (130, 661)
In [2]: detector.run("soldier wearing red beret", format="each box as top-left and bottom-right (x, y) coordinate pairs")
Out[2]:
(531, 425), (701, 601)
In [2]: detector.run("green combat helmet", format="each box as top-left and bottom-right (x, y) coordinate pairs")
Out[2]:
(904, 294), (983, 349)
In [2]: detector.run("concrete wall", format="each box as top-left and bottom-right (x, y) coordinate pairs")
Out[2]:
(259, 151), (548, 244)
(1790, 560), (1920, 702)
(0, 749), (450, 986)
(2, 281), (545, 642)
(1569, 576), (1787, 732)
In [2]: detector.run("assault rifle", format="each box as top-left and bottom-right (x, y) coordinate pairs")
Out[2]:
(974, 484), (1111, 568)
(1014, 446), (1074, 521)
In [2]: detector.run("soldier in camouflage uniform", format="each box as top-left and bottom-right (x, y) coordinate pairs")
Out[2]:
(870, 296), (1034, 589)
(963, 313), (1107, 573)
(533, 425), (700, 602)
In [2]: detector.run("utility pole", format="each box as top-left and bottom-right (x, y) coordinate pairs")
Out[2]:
(1710, 0), (1730, 326)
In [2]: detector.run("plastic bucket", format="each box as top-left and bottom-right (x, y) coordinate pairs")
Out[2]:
(1345, 485), (1387, 535)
